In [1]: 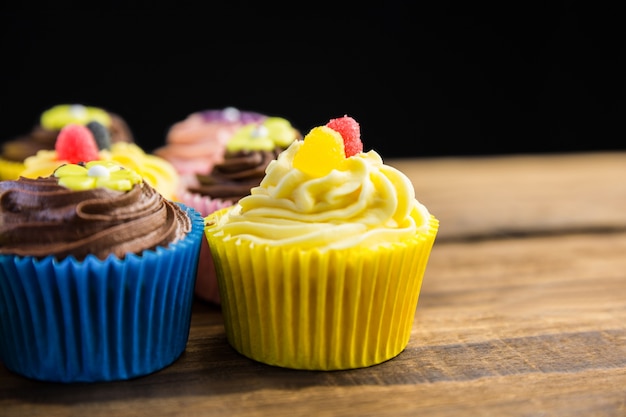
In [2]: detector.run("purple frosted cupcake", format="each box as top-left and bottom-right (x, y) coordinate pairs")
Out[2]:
(0, 161), (204, 382)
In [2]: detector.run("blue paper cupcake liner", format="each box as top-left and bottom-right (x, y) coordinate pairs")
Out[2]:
(0, 204), (204, 383)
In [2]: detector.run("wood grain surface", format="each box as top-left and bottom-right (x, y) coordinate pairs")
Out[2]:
(391, 151), (626, 240)
(2, 152), (626, 417)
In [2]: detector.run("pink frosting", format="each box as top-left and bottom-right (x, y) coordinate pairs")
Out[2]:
(176, 190), (232, 218)
(154, 108), (266, 187)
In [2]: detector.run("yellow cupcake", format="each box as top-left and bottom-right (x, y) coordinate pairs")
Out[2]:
(204, 117), (439, 370)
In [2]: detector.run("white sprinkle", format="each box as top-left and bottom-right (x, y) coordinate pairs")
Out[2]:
(222, 107), (241, 122)
(88, 164), (110, 178)
(251, 124), (269, 138)
(69, 104), (87, 118)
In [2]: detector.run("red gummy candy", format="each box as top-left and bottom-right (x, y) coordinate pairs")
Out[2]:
(55, 123), (100, 164)
(326, 115), (363, 157)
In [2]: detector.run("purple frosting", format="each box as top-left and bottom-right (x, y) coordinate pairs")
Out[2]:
(199, 107), (266, 124)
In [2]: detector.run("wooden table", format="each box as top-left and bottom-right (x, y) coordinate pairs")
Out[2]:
(2, 151), (626, 416)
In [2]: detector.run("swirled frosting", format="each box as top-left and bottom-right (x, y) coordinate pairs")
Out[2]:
(0, 176), (190, 260)
(190, 149), (281, 202)
(188, 117), (301, 203)
(207, 140), (431, 250)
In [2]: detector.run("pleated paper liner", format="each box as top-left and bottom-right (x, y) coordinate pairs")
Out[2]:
(175, 190), (233, 304)
(206, 212), (439, 370)
(0, 204), (204, 383)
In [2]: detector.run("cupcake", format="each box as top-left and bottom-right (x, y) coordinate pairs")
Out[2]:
(186, 116), (301, 205)
(0, 104), (134, 181)
(204, 115), (439, 370)
(181, 116), (301, 304)
(18, 123), (180, 201)
(153, 107), (266, 190)
(0, 160), (204, 383)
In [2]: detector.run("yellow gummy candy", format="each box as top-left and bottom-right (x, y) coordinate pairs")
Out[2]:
(292, 126), (345, 177)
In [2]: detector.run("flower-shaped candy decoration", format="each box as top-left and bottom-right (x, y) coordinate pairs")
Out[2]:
(226, 117), (299, 152)
(41, 104), (112, 130)
(54, 161), (143, 191)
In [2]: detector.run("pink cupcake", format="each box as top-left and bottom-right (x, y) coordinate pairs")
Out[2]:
(153, 107), (266, 191)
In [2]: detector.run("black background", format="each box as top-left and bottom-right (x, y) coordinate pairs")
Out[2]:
(1, 3), (624, 158)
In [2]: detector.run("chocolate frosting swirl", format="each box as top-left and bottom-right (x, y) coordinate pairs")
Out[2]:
(0, 176), (190, 260)
(189, 149), (280, 202)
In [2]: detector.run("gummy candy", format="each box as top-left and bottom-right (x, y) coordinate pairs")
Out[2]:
(326, 115), (362, 157)
(293, 126), (345, 177)
(86, 121), (112, 150)
(55, 123), (100, 164)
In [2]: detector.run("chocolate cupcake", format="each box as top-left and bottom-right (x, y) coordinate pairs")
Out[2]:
(0, 104), (134, 180)
(0, 161), (203, 382)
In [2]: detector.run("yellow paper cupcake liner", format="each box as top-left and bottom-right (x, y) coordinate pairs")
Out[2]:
(206, 212), (439, 370)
